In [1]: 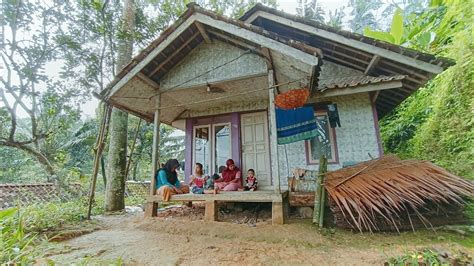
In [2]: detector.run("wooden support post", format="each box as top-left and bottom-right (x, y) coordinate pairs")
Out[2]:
(144, 200), (158, 217)
(370, 90), (380, 103)
(267, 70), (281, 193)
(272, 201), (284, 225)
(364, 55), (380, 75)
(145, 94), (161, 217)
(195, 21), (211, 43)
(204, 200), (217, 222)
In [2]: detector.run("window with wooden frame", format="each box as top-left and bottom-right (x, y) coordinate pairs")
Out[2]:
(193, 123), (232, 176)
(306, 112), (338, 164)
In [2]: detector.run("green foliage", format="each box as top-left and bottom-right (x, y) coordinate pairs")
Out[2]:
(385, 248), (472, 266)
(363, 2), (439, 51)
(22, 197), (105, 233)
(0, 147), (49, 183)
(364, 8), (404, 44)
(348, 0), (383, 33)
(380, 0), (473, 179)
(327, 8), (345, 29)
(0, 208), (38, 264)
(125, 116), (185, 181)
(0, 196), (107, 264)
(1, 0), (273, 184)
(379, 85), (434, 157)
(296, 0), (325, 23)
(386, 249), (441, 265)
(125, 195), (146, 206)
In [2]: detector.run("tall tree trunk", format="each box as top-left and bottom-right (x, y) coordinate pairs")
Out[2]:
(105, 0), (135, 212)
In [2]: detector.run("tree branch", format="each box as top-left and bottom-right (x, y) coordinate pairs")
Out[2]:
(0, 139), (56, 177)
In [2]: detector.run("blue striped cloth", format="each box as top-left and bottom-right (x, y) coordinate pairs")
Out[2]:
(276, 107), (318, 145)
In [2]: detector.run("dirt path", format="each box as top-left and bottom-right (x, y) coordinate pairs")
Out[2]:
(47, 205), (472, 265)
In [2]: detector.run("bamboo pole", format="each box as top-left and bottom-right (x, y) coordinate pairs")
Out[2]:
(100, 156), (106, 186)
(313, 155), (327, 225)
(319, 169), (327, 228)
(87, 104), (112, 220)
(125, 119), (142, 180)
(267, 70), (281, 194)
(150, 94), (161, 196)
(145, 95), (161, 217)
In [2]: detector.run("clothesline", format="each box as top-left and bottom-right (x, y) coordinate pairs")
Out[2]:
(113, 77), (308, 110)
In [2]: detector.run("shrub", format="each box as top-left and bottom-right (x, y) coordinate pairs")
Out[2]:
(0, 208), (38, 264)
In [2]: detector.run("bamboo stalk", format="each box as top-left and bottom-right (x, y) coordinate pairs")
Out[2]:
(319, 174), (326, 228)
(125, 119), (141, 180)
(100, 155), (106, 186)
(313, 155), (327, 225)
(87, 104), (112, 219)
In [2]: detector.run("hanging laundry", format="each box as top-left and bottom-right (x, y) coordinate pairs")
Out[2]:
(275, 88), (310, 109)
(327, 104), (341, 128)
(276, 107), (318, 145)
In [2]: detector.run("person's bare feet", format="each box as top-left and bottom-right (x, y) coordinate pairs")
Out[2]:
(213, 187), (219, 194)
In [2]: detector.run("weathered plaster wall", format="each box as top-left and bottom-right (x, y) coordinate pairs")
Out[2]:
(160, 40), (267, 90)
(277, 92), (380, 188)
(186, 99), (268, 118)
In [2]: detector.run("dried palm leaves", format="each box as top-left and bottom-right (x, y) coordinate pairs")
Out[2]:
(325, 156), (474, 232)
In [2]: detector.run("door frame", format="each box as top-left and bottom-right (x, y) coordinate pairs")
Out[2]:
(240, 111), (272, 189)
(192, 125), (212, 176)
(211, 122), (232, 175)
(192, 122), (233, 177)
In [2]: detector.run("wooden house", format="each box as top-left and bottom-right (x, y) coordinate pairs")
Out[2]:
(101, 3), (454, 224)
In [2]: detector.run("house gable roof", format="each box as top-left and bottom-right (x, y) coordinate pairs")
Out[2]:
(101, 3), (454, 122)
(240, 4), (455, 117)
(101, 3), (327, 124)
(102, 3), (321, 102)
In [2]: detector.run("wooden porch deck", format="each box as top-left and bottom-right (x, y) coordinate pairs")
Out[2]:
(145, 191), (289, 224)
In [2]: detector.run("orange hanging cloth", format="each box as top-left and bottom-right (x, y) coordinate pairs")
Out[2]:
(275, 88), (310, 110)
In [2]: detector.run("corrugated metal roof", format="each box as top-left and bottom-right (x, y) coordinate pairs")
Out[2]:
(318, 75), (406, 91)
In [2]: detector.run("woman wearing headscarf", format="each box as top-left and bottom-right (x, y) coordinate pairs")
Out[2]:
(156, 159), (190, 201)
(214, 159), (242, 191)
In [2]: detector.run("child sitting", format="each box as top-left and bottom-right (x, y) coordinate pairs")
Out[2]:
(189, 163), (217, 194)
(244, 169), (258, 191)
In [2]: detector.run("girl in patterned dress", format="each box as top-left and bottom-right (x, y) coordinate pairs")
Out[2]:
(189, 163), (217, 194)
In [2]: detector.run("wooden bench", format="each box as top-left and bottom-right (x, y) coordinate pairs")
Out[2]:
(144, 191), (288, 224)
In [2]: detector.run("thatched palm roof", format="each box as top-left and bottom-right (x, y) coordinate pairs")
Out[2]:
(325, 156), (474, 232)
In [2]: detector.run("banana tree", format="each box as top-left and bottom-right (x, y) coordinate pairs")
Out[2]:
(363, 4), (439, 51)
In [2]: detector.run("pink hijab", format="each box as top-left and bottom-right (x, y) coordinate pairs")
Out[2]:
(221, 159), (240, 182)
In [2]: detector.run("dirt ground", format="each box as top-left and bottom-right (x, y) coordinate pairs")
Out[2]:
(46, 203), (473, 265)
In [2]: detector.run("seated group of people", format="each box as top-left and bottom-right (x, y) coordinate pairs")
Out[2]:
(156, 159), (258, 201)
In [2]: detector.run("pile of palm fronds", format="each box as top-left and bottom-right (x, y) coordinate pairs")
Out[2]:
(325, 156), (474, 232)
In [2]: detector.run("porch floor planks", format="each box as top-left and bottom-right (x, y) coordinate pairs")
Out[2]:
(147, 190), (284, 203)
(145, 191), (288, 225)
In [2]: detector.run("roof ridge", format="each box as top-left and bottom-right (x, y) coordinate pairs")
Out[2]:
(239, 3), (454, 67)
